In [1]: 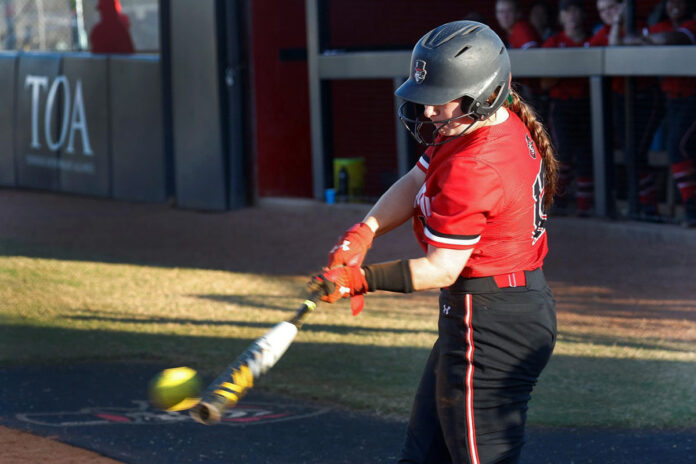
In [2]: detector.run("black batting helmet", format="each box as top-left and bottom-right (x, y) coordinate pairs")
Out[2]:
(395, 21), (512, 145)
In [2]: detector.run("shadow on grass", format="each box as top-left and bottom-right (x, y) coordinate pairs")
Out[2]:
(3, 238), (696, 324)
(190, 293), (313, 311)
(558, 332), (694, 353)
(0, 321), (694, 429)
(0, 235), (321, 277)
(189, 292), (434, 313)
(556, 296), (696, 322)
(61, 311), (437, 337)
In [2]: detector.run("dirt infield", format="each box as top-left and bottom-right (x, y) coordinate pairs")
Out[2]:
(1, 189), (695, 462)
(0, 426), (122, 464)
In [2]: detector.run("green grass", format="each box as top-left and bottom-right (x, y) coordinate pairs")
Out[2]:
(1, 245), (695, 429)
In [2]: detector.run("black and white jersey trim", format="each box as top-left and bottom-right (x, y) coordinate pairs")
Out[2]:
(418, 154), (430, 170)
(424, 224), (481, 246)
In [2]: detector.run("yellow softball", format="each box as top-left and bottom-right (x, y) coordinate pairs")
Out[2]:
(148, 366), (203, 411)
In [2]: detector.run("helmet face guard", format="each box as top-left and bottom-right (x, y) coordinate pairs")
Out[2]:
(395, 21), (511, 146)
(397, 100), (478, 146)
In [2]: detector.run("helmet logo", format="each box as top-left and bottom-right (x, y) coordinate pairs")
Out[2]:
(414, 60), (427, 84)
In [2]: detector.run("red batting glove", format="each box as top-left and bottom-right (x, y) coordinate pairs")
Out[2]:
(328, 223), (375, 268)
(310, 266), (369, 315)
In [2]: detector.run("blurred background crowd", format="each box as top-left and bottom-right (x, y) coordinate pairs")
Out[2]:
(490, 0), (695, 225)
(0, 0), (693, 226)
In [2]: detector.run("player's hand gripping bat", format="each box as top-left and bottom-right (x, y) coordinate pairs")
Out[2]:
(190, 286), (325, 425)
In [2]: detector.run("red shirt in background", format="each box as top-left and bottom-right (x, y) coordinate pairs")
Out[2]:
(589, 23), (656, 94)
(542, 32), (590, 99)
(649, 19), (696, 98)
(508, 20), (541, 49)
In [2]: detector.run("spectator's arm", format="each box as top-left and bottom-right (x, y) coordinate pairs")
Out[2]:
(607, 2), (627, 46)
(608, 20), (623, 45)
(622, 30), (691, 46)
(540, 77), (559, 91)
(643, 30), (692, 45)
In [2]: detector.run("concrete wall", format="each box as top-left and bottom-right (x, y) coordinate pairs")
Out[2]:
(1, 52), (166, 203)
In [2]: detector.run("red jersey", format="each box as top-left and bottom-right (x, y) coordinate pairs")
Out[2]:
(542, 32), (590, 99)
(413, 110), (548, 278)
(649, 19), (696, 98)
(589, 23), (656, 94)
(508, 20), (540, 49)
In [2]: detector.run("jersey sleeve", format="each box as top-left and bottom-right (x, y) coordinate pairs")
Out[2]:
(678, 20), (696, 44)
(416, 145), (436, 173)
(423, 158), (503, 250)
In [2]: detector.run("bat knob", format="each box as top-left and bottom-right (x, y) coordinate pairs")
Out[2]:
(190, 401), (221, 425)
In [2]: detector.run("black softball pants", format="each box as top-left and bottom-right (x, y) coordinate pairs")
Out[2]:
(399, 269), (556, 464)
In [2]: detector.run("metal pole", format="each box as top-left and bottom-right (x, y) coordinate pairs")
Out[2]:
(74, 0), (88, 51)
(590, 76), (612, 217)
(305, 0), (324, 200)
(393, 77), (409, 177)
(36, 0), (46, 49)
(624, 0), (635, 36)
(623, 0), (638, 217)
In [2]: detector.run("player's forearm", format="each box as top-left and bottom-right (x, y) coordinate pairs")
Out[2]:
(363, 166), (425, 237)
(409, 246), (474, 291)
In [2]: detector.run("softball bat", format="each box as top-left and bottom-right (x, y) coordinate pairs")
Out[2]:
(190, 291), (321, 425)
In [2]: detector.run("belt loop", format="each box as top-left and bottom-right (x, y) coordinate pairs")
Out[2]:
(493, 271), (527, 288)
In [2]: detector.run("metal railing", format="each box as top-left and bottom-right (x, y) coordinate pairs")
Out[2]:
(305, 0), (696, 218)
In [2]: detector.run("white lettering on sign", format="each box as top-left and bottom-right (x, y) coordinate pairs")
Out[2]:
(25, 75), (48, 149)
(25, 74), (93, 156)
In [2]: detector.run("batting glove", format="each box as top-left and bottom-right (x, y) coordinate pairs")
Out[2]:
(310, 266), (369, 315)
(328, 222), (375, 268)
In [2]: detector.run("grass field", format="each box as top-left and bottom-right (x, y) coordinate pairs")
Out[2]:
(2, 243), (695, 429)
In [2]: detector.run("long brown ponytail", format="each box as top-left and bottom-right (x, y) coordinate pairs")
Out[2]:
(504, 88), (558, 209)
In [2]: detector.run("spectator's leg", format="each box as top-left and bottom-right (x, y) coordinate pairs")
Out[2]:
(634, 87), (665, 219)
(572, 98), (594, 215)
(549, 99), (573, 213)
(666, 96), (696, 226)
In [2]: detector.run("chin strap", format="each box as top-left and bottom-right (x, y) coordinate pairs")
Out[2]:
(399, 101), (482, 147)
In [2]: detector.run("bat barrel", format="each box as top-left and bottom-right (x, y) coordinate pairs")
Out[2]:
(189, 295), (321, 426)
(190, 400), (223, 425)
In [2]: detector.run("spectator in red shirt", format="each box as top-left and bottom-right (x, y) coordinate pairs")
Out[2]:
(542, 0), (593, 215)
(496, 0), (541, 49)
(530, 1), (556, 42)
(589, 0), (664, 221)
(89, 0), (135, 54)
(495, 0), (544, 118)
(623, 0), (696, 227)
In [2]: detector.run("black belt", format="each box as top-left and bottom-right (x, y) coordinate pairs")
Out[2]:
(447, 268), (547, 294)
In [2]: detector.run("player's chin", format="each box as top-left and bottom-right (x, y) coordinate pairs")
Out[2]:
(438, 125), (464, 136)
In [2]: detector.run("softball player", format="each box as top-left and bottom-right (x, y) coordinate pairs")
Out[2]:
(313, 21), (558, 463)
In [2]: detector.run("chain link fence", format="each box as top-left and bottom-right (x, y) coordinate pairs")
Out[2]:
(0, 0), (158, 52)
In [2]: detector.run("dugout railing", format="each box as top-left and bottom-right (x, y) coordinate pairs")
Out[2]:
(305, 0), (696, 219)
